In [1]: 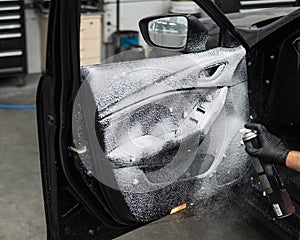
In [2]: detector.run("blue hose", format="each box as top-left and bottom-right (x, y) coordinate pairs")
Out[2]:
(0, 104), (36, 110)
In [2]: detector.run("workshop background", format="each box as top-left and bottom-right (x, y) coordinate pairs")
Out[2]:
(0, 0), (299, 240)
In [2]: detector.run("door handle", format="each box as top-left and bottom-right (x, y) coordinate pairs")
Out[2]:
(198, 62), (227, 79)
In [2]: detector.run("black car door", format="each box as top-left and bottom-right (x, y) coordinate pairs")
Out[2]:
(36, 0), (253, 239)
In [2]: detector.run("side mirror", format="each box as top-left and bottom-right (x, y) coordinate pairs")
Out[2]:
(139, 14), (208, 53)
(148, 16), (188, 48)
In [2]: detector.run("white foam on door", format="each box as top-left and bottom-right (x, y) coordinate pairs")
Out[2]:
(109, 135), (165, 160)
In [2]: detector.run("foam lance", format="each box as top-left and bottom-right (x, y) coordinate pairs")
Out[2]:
(242, 128), (295, 219)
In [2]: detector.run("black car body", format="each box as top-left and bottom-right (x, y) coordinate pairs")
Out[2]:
(37, 0), (300, 239)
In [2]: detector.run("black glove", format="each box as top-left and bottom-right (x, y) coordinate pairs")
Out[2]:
(244, 123), (290, 166)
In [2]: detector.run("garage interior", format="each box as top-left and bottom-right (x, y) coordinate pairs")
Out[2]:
(0, 0), (299, 239)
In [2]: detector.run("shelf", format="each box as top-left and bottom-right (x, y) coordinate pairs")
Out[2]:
(241, 0), (296, 6)
(0, 23), (20, 30)
(0, 50), (22, 57)
(0, 33), (21, 39)
(0, 0), (25, 77)
(0, 14), (20, 20)
(0, 5), (21, 11)
(0, 66), (23, 74)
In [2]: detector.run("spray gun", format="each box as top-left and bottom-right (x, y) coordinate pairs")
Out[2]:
(241, 128), (295, 219)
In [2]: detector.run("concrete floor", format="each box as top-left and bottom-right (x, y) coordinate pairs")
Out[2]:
(0, 75), (282, 240)
(0, 75), (46, 240)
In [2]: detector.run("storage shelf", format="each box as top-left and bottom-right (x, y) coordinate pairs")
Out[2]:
(0, 33), (21, 39)
(0, 50), (22, 57)
(0, 23), (21, 30)
(0, 5), (20, 11)
(0, 14), (20, 20)
(0, 66), (22, 74)
(0, 0), (26, 77)
(241, 0), (296, 6)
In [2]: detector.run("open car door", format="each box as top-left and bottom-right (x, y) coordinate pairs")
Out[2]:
(37, 0), (251, 239)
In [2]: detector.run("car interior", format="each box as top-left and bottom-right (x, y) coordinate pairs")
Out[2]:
(35, 0), (300, 239)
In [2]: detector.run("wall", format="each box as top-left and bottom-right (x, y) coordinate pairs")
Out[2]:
(25, 0), (43, 74)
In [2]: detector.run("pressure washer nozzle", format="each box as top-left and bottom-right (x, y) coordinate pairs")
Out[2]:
(239, 128), (256, 134)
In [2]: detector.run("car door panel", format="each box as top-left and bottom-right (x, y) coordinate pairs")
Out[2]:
(71, 46), (249, 223)
(36, 0), (258, 239)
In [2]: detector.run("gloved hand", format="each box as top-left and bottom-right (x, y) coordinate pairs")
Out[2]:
(244, 123), (290, 166)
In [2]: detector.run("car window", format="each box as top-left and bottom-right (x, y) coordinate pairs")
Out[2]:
(78, 7), (228, 66)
